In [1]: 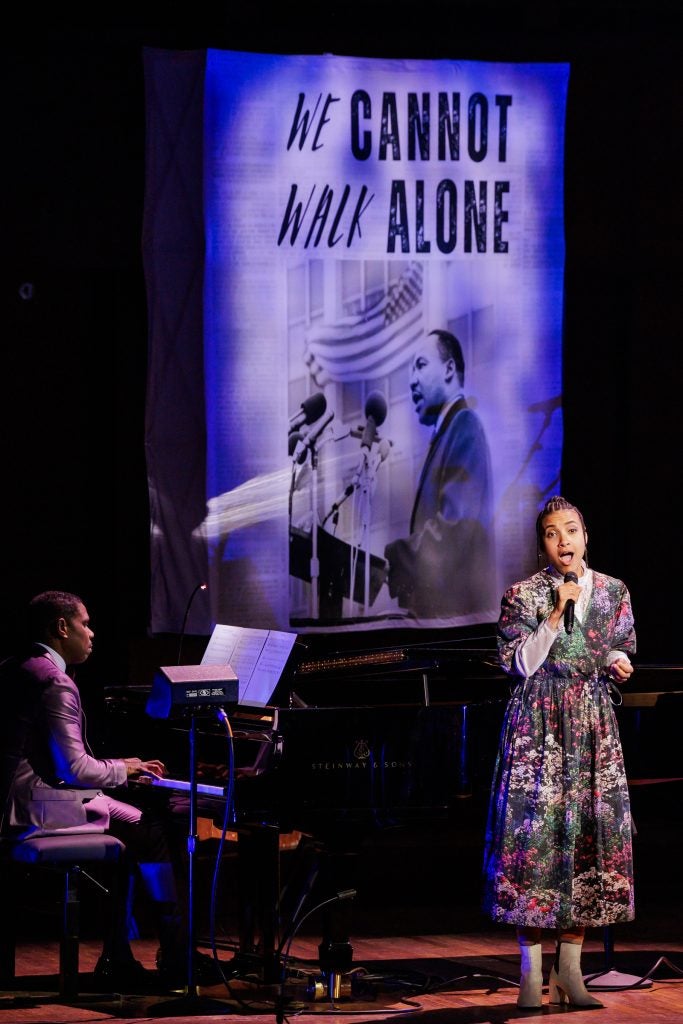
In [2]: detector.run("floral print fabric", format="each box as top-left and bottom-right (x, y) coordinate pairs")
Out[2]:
(482, 568), (636, 928)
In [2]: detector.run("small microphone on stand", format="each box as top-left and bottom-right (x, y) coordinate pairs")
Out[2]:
(563, 571), (577, 634)
(276, 888), (357, 1021)
(322, 481), (356, 527)
(335, 889), (357, 901)
(177, 582), (208, 664)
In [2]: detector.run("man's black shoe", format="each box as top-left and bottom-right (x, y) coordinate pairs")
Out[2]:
(156, 948), (226, 988)
(93, 953), (151, 991)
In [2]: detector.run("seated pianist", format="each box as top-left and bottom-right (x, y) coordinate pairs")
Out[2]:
(0, 589), (224, 988)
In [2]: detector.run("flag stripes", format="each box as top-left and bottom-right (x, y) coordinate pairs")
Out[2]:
(304, 262), (424, 385)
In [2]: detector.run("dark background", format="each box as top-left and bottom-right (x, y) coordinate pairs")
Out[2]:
(3, 2), (682, 690)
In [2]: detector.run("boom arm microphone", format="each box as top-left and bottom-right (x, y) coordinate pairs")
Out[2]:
(563, 571), (578, 634)
(289, 392), (326, 433)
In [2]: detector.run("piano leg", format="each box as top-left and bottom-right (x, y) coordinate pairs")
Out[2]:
(315, 848), (356, 997)
(277, 836), (357, 997)
(278, 836), (322, 947)
(236, 824), (282, 984)
(235, 825), (323, 985)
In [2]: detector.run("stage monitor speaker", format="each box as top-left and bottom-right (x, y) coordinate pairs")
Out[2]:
(146, 664), (238, 719)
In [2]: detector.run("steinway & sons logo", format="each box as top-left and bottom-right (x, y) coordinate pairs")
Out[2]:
(310, 738), (412, 771)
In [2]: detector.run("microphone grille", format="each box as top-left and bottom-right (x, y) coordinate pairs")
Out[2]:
(365, 389), (387, 426)
(288, 431), (302, 457)
(301, 391), (326, 423)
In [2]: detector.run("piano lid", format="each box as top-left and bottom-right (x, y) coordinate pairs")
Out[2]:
(281, 632), (507, 710)
(295, 642), (501, 678)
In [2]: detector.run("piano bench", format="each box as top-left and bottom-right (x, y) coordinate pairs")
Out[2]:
(0, 832), (126, 999)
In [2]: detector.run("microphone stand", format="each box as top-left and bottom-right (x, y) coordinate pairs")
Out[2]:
(353, 451), (372, 615)
(309, 440), (320, 620)
(343, 442), (384, 615)
(151, 707), (233, 1018)
(186, 713), (200, 997)
(358, 437), (391, 613)
(276, 889), (357, 1021)
(355, 447), (377, 615)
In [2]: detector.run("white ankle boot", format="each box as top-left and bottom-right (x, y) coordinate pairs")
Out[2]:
(549, 941), (604, 1008)
(517, 942), (543, 1010)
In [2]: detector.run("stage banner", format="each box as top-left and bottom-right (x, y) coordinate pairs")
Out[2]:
(144, 49), (569, 635)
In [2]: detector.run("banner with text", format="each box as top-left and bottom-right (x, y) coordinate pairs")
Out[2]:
(145, 49), (569, 635)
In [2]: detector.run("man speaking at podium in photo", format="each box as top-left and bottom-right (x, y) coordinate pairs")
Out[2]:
(384, 329), (495, 620)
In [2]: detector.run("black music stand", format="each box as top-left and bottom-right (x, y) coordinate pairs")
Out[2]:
(146, 665), (238, 1015)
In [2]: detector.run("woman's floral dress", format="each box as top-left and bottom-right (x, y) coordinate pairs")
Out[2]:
(482, 568), (636, 928)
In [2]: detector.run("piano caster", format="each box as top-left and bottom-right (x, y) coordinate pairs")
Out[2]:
(306, 974), (353, 1002)
(318, 937), (354, 1001)
(327, 971), (353, 1001)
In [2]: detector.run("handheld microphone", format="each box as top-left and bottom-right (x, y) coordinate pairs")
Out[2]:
(563, 571), (578, 634)
(289, 392), (326, 433)
(360, 390), (388, 449)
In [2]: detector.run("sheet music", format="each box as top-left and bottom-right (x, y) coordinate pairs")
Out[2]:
(201, 624), (297, 706)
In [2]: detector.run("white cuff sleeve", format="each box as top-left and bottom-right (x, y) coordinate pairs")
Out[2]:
(513, 618), (559, 678)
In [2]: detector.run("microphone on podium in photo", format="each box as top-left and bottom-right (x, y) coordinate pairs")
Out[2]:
(564, 571), (578, 634)
(362, 435), (392, 491)
(297, 409), (335, 454)
(323, 432), (393, 527)
(374, 436), (392, 466)
(289, 392), (327, 434)
(360, 391), (387, 449)
(290, 412), (334, 465)
(322, 479), (357, 527)
(289, 430), (308, 465)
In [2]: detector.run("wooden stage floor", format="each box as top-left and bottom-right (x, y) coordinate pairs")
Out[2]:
(2, 782), (681, 1023)
(2, 925), (682, 1024)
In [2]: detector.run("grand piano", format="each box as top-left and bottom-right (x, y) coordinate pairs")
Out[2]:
(101, 629), (510, 980)
(104, 630), (511, 819)
(100, 635), (683, 986)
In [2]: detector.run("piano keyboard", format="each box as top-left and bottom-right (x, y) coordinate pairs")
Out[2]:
(150, 776), (227, 798)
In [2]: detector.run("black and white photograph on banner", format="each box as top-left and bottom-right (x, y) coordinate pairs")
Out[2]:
(145, 52), (568, 634)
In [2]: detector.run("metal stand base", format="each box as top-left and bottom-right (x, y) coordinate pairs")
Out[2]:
(584, 967), (652, 990)
(585, 926), (683, 991)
